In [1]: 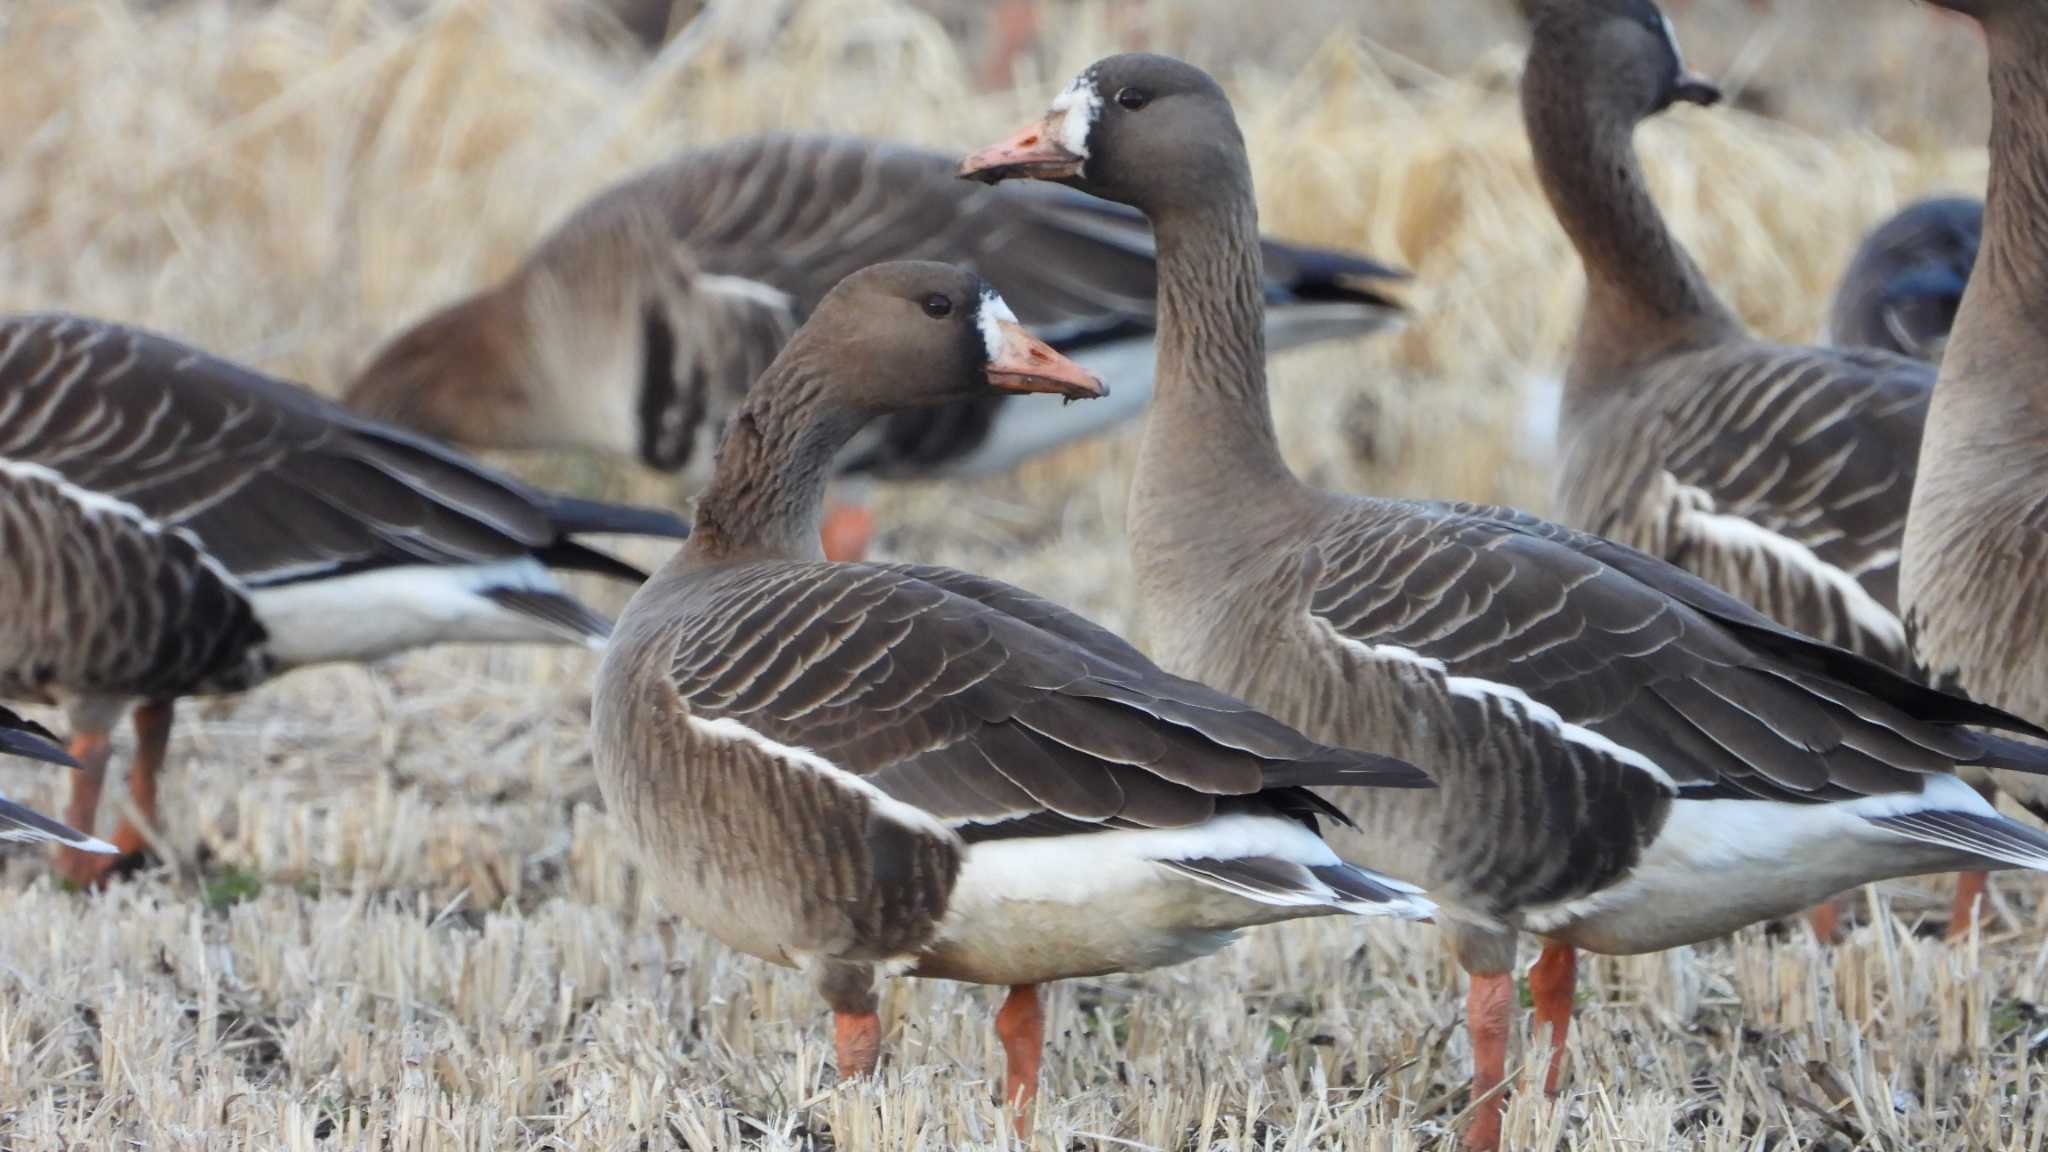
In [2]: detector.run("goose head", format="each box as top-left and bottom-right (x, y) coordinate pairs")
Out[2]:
(1524, 0), (1720, 126)
(801, 262), (1106, 412)
(960, 53), (1251, 217)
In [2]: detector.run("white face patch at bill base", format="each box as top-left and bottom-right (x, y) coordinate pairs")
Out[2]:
(1048, 72), (1102, 159)
(977, 288), (1020, 362)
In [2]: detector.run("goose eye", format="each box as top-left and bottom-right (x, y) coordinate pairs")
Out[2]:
(1115, 87), (1149, 110)
(923, 294), (954, 319)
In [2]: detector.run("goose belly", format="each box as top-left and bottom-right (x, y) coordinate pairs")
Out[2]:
(1527, 786), (1987, 954)
(249, 559), (586, 667)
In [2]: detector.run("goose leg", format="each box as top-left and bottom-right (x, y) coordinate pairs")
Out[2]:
(995, 983), (1043, 1136)
(54, 729), (115, 887)
(1805, 900), (1842, 942)
(817, 960), (882, 1081)
(1528, 940), (1577, 1096)
(1947, 871), (1989, 940)
(107, 700), (171, 862)
(820, 499), (875, 562)
(1464, 970), (1514, 1152)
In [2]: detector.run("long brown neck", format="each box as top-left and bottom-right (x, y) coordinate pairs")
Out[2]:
(1929, 13), (2048, 457)
(685, 353), (852, 565)
(1525, 77), (1741, 394)
(1133, 188), (1308, 560)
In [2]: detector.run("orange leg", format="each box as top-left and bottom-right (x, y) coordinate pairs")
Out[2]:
(54, 730), (114, 887)
(106, 700), (171, 860)
(1528, 940), (1577, 1097)
(996, 983), (1044, 1137)
(1806, 900), (1842, 943)
(980, 0), (1040, 89)
(1948, 871), (1989, 941)
(1464, 971), (1514, 1152)
(833, 1011), (882, 1081)
(820, 500), (876, 563)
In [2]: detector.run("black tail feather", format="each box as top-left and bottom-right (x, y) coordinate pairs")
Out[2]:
(542, 494), (691, 541)
(482, 587), (614, 644)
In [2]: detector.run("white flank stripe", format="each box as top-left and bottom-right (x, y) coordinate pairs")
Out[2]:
(697, 274), (794, 313)
(1673, 481), (1908, 652)
(687, 716), (956, 841)
(1049, 72), (1102, 159)
(1319, 624), (1676, 791)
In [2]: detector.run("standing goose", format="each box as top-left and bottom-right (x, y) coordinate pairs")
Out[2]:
(963, 53), (2048, 1151)
(0, 314), (690, 886)
(1827, 196), (1982, 364)
(1903, 0), (2048, 891)
(1529, 0), (1932, 676)
(592, 261), (1435, 1134)
(342, 134), (1404, 559)
(1521, 0), (2013, 937)
(0, 704), (115, 854)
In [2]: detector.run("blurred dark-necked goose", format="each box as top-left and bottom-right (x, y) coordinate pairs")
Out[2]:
(0, 704), (113, 854)
(0, 314), (689, 886)
(964, 51), (2048, 1151)
(593, 261), (1433, 1134)
(1904, 0), (2048, 930)
(342, 133), (1403, 558)
(1827, 196), (1981, 363)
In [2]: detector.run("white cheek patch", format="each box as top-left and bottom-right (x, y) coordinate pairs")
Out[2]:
(1048, 72), (1102, 159)
(977, 288), (1019, 361)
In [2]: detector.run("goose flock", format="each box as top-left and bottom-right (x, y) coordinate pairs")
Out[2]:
(3, 0), (2041, 1147)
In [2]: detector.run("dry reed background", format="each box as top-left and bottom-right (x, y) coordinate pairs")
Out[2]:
(0, 1), (2035, 1149)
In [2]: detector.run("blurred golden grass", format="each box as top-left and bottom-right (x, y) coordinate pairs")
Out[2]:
(0, 1), (2032, 1149)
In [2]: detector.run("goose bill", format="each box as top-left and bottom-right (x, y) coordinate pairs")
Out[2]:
(959, 122), (1085, 184)
(986, 319), (1107, 400)
(1673, 71), (1721, 106)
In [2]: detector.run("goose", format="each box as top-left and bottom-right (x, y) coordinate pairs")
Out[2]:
(592, 261), (1435, 1134)
(0, 704), (115, 854)
(963, 51), (2048, 1150)
(0, 314), (690, 887)
(1902, 0), (2048, 924)
(341, 133), (1403, 560)
(1517, 0), (2009, 939)
(1826, 196), (1982, 364)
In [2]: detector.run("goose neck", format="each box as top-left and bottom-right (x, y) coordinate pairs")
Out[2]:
(686, 356), (851, 565)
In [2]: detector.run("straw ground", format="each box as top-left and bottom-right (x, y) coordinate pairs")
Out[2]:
(0, 2), (2036, 1148)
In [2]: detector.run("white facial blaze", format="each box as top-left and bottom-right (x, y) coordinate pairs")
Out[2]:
(1048, 72), (1102, 159)
(977, 288), (1019, 362)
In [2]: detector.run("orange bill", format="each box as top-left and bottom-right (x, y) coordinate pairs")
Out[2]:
(959, 119), (1085, 184)
(985, 318), (1106, 401)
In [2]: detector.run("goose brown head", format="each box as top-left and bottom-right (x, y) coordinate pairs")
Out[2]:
(960, 53), (1252, 217)
(1524, 0), (1719, 124)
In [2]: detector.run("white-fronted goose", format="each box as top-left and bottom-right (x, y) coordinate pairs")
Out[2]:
(0, 314), (689, 886)
(1525, 0), (1931, 675)
(592, 261), (1434, 1133)
(964, 53), (2048, 1151)
(1902, 0), (2048, 930)
(342, 134), (1403, 558)
(0, 704), (114, 854)
(1827, 196), (1982, 363)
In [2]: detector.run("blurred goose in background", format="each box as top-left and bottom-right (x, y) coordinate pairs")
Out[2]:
(1903, 0), (2048, 922)
(593, 262), (1434, 1134)
(1826, 196), (1981, 363)
(1519, 0), (1999, 937)
(0, 314), (689, 886)
(342, 133), (1404, 560)
(964, 51), (2048, 1151)
(0, 704), (114, 854)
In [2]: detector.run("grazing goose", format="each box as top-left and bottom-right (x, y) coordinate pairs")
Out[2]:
(0, 314), (690, 886)
(592, 261), (1434, 1134)
(342, 134), (1403, 559)
(1903, 0), (2048, 917)
(1827, 197), (1982, 364)
(1529, 0), (1935, 675)
(963, 52), (2048, 1151)
(0, 704), (115, 854)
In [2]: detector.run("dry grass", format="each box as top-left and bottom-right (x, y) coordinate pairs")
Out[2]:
(0, 1), (2036, 1149)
